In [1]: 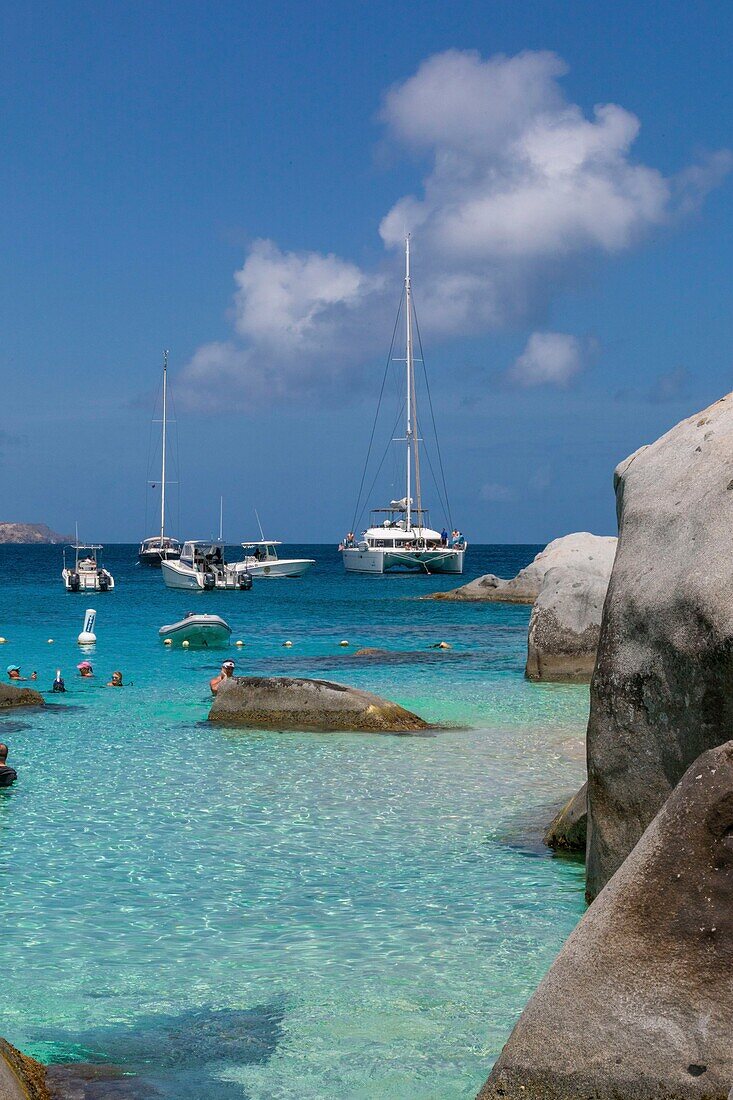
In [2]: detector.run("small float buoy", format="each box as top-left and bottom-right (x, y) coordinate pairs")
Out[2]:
(182, 639), (190, 648)
(0, 637), (7, 644)
(438, 641), (451, 649)
(339, 640), (349, 647)
(163, 638), (173, 646)
(47, 638), (54, 644)
(235, 640), (244, 647)
(283, 640), (292, 648)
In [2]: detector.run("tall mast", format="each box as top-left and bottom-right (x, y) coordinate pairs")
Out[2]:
(160, 350), (168, 544)
(405, 236), (413, 531)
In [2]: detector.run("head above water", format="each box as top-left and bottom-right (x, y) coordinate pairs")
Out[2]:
(0, 744), (8, 763)
(222, 660), (235, 676)
(6, 665), (20, 677)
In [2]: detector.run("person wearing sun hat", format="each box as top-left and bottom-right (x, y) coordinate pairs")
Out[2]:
(77, 661), (94, 678)
(6, 665), (26, 681)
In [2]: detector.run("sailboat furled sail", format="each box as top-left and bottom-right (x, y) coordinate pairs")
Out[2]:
(139, 350), (182, 566)
(341, 238), (467, 575)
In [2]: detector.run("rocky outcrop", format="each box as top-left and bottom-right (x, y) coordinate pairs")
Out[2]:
(425, 533), (614, 603)
(208, 676), (429, 733)
(478, 741), (733, 1099)
(543, 782), (587, 852)
(0, 1038), (49, 1099)
(587, 393), (733, 900)
(0, 523), (70, 544)
(525, 538), (616, 683)
(0, 684), (45, 709)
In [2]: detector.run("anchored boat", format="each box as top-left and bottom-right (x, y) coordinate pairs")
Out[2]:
(238, 541), (315, 578)
(62, 544), (115, 592)
(161, 541), (253, 591)
(159, 612), (231, 647)
(138, 351), (181, 566)
(341, 238), (467, 575)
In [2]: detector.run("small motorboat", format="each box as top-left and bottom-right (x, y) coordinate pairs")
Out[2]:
(237, 541), (315, 578)
(62, 543), (115, 592)
(161, 541), (253, 590)
(158, 612), (232, 647)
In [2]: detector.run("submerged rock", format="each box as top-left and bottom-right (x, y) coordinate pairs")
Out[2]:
(208, 676), (429, 733)
(0, 1037), (49, 1099)
(425, 533), (615, 603)
(543, 782), (587, 852)
(0, 683), (45, 709)
(587, 393), (733, 900)
(478, 741), (733, 1100)
(525, 538), (616, 683)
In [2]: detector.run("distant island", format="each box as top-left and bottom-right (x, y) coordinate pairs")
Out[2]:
(0, 523), (72, 544)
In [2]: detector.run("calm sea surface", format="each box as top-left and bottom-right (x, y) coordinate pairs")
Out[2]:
(0, 544), (588, 1098)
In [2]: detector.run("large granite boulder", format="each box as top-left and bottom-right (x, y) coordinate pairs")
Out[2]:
(208, 676), (429, 733)
(425, 533), (614, 603)
(0, 683), (44, 709)
(587, 393), (733, 900)
(0, 1038), (49, 1099)
(478, 740), (733, 1099)
(543, 782), (587, 852)
(526, 538), (616, 682)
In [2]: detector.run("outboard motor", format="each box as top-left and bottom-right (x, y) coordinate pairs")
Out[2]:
(98, 572), (109, 592)
(238, 572), (253, 590)
(203, 572), (216, 591)
(69, 572), (80, 592)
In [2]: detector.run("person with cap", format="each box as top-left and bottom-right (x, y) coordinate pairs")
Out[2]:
(210, 659), (235, 696)
(77, 661), (94, 678)
(0, 744), (17, 788)
(7, 665), (27, 681)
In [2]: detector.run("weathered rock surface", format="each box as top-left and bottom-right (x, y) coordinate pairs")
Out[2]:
(0, 523), (70, 544)
(543, 782), (587, 852)
(208, 676), (429, 732)
(526, 538), (616, 683)
(425, 533), (614, 603)
(0, 683), (45, 709)
(478, 741), (733, 1100)
(0, 1037), (49, 1099)
(587, 393), (733, 900)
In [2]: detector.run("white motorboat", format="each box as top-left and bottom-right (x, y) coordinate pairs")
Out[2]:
(161, 541), (253, 591)
(159, 612), (231, 647)
(237, 541), (315, 578)
(139, 351), (181, 566)
(62, 544), (115, 592)
(342, 238), (467, 575)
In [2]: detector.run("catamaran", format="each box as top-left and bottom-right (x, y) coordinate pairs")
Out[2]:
(139, 351), (181, 566)
(341, 238), (466, 575)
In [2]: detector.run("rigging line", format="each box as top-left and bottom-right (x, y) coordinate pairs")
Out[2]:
(412, 301), (454, 532)
(355, 401), (406, 535)
(350, 288), (405, 536)
(419, 435), (450, 525)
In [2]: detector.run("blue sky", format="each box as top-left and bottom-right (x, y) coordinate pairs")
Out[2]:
(1, 1), (732, 543)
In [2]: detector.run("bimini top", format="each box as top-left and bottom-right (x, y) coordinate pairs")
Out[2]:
(69, 544), (103, 551)
(241, 540), (282, 547)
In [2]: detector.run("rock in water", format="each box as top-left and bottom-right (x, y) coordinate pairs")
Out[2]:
(0, 1037), (49, 1099)
(543, 782), (587, 852)
(525, 538), (616, 683)
(425, 533), (615, 603)
(478, 741), (733, 1099)
(0, 683), (45, 709)
(208, 676), (429, 733)
(587, 393), (733, 900)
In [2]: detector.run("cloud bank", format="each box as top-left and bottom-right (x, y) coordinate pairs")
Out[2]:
(180, 48), (728, 408)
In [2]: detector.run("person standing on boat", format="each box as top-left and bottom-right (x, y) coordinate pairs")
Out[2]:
(0, 744), (17, 787)
(440, 528), (448, 546)
(210, 659), (235, 696)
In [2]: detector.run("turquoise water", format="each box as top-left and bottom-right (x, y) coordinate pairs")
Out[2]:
(0, 545), (588, 1098)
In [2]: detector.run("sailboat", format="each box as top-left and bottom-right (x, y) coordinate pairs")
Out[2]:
(139, 350), (181, 566)
(341, 238), (466, 575)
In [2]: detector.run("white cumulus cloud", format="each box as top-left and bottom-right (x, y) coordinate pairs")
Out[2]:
(180, 48), (729, 408)
(508, 332), (588, 388)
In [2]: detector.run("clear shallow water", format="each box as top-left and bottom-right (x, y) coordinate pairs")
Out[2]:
(0, 544), (588, 1098)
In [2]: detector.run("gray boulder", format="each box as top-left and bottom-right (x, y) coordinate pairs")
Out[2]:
(478, 740), (733, 1099)
(0, 683), (44, 709)
(526, 538), (616, 683)
(425, 533), (614, 603)
(208, 676), (429, 733)
(587, 393), (733, 900)
(543, 782), (587, 852)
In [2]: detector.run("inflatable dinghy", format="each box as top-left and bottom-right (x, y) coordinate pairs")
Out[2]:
(158, 612), (232, 647)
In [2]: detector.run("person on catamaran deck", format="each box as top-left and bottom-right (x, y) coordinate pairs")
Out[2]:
(0, 744), (17, 788)
(6, 665), (26, 681)
(440, 528), (448, 546)
(210, 659), (235, 696)
(107, 671), (124, 687)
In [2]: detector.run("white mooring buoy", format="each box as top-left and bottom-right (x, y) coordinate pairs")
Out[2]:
(77, 608), (97, 645)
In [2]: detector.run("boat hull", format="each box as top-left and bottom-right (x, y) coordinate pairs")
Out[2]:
(341, 548), (464, 574)
(159, 615), (231, 647)
(239, 558), (315, 579)
(161, 561), (252, 591)
(139, 549), (181, 567)
(62, 569), (115, 592)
